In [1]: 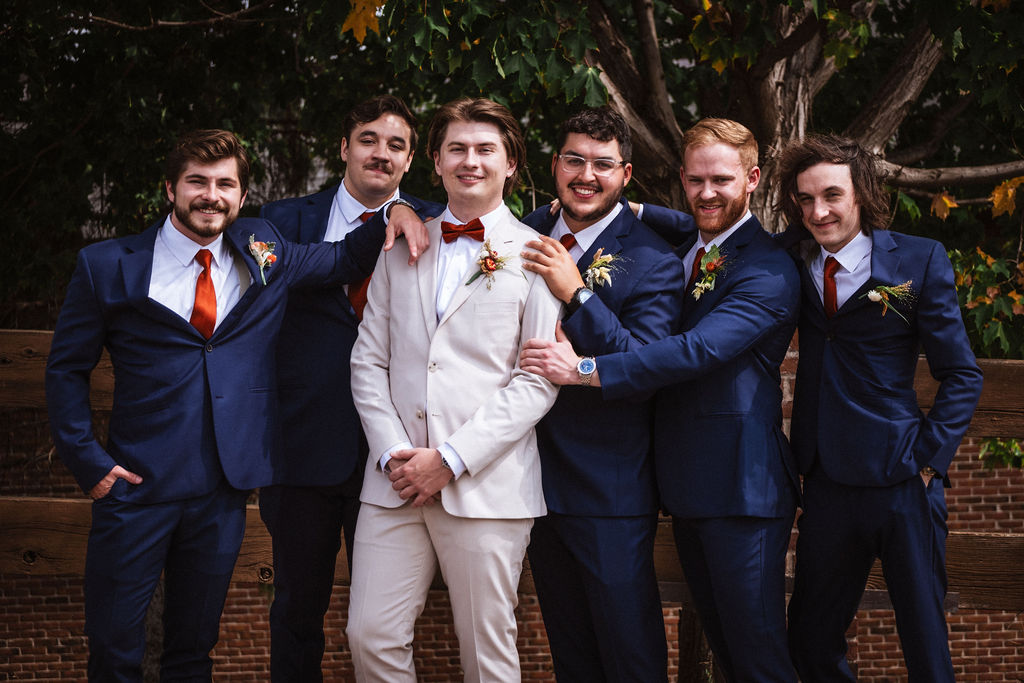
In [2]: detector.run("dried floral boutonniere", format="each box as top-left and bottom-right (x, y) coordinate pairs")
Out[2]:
(584, 248), (622, 289)
(692, 245), (727, 300)
(248, 234), (277, 285)
(860, 280), (916, 324)
(466, 239), (523, 290)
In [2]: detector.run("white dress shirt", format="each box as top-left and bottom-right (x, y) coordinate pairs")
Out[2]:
(682, 210), (752, 285)
(324, 179), (398, 243)
(550, 201), (623, 262)
(809, 230), (872, 311)
(148, 217), (246, 331)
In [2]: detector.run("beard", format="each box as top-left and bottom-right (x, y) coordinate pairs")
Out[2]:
(559, 181), (623, 226)
(172, 198), (239, 240)
(691, 191), (748, 236)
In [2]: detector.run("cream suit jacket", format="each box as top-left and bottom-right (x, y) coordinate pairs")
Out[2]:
(350, 205), (561, 519)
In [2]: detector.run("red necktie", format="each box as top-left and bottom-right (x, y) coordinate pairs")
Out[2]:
(686, 247), (706, 292)
(823, 256), (840, 318)
(441, 218), (485, 243)
(559, 233), (578, 250)
(347, 211), (379, 320)
(190, 249), (216, 338)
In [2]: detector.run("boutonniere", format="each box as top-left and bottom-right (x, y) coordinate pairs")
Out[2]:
(692, 245), (727, 300)
(248, 235), (277, 285)
(466, 239), (523, 290)
(861, 280), (916, 324)
(584, 248), (622, 289)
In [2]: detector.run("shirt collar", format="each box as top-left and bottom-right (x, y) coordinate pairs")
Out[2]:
(336, 178), (399, 222)
(696, 210), (751, 250)
(159, 215), (229, 268)
(816, 229), (871, 272)
(552, 201), (623, 254)
(439, 203), (507, 235)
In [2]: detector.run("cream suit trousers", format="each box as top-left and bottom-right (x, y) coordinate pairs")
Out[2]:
(347, 501), (533, 683)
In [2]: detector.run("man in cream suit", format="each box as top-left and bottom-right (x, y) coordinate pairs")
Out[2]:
(347, 97), (562, 683)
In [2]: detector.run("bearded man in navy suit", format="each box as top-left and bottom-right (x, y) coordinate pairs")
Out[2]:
(775, 134), (982, 682)
(45, 129), (426, 681)
(522, 118), (800, 682)
(516, 107), (685, 682)
(257, 95), (443, 682)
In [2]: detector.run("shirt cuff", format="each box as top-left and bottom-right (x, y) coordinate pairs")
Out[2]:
(437, 442), (467, 479)
(379, 441), (413, 474)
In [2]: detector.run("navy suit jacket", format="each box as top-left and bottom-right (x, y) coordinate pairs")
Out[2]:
(787, 228), (983, 486)
(46, 216), (385, 504)
(597, 212), (801, 519)
(522, 200), (685, 516)
(260, 186), (443, 486)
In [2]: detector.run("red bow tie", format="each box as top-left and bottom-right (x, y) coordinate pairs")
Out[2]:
(441, 218), (485, 243)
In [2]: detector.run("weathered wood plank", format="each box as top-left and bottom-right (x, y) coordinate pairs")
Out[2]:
(0, 329), (114, 410)
(916, 357), (1024, 438)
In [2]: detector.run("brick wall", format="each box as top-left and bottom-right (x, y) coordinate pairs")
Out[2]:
(3, 412), (1023, 680)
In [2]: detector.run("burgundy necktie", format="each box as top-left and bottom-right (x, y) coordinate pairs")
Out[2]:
(823, 256), (840, 318)
(686, 247), (706, 292)
(189, 249), (216, 338)
(347, 211), (379, 320)
(441, 218), (485, 243)
(559, 233), (578, 250)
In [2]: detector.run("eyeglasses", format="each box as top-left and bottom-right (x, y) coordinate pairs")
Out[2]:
(557, 154), (627, 177)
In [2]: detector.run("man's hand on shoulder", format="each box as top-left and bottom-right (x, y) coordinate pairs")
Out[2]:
(521, 235), (585, 302)
(385, 203), (431, 265)
(89, 465), (143, 500)
(520, 321), (600, 386)
(388, 447), (453, 507)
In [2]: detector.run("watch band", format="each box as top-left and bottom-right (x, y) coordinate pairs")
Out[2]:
(385, 197), (415, 219)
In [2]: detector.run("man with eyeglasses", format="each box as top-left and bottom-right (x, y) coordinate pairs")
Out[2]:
(516, 107), (686, 682)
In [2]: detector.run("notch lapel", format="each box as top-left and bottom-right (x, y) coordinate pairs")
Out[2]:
(417, 218), (443, 337)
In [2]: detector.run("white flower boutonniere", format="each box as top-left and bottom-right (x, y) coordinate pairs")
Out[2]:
(248, 234), (277, 285)
(584, 248), (622, 289)
(861, 280), (916, 324)
(466, 239), (524, 290)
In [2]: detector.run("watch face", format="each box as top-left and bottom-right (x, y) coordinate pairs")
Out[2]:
(577, 357), (596, 375)
(577, 288), (595, 304)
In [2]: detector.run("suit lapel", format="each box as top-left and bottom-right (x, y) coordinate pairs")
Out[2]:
(302, 188), (336, 243)
(119, 224), (199, 332)
(578, 201), (629, 273)
(682, 216), (759, 318)
(417, 218), (443, 337)
(836, 230), (900, 317)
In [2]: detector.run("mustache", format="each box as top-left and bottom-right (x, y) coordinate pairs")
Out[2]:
(190, 200), (227, 212)
(568, 182), (601, 193)
(365, 160), (393, 173)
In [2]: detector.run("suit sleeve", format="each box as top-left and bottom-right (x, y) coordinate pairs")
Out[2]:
(276, 216), (386, 288)
(562, 249), (685, 356)
(45, 251), (117, 493)
(598, 254), (799, 400)
(445, 273), (562, 476)
(349, 247), (411, 460)
(637, 204), (697, 248)
(911, 242), (983, 476)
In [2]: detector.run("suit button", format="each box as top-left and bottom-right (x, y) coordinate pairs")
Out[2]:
(416, 409), (424, 419)
(428, 361), (438, 372)
(205, 344), (214, 352)
(825, 332), (834, 341)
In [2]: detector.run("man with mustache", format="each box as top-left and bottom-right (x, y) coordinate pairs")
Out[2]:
(515, 107), (685, 682)
(45, 129), (426, 681)
(257, 95), (443, 681)
(522, 118), (801, 681)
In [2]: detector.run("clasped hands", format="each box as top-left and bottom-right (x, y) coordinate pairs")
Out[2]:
(386, 447), (453, 507)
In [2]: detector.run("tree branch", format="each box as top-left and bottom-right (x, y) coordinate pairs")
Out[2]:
(844, 17), (944, 154)
(885, 93), (977, 166)
(586, 0), (644, 108)
(749, 13), (822, 81)
(630, 0), (684, 153)
(880, 159), (1024, 189)
(70, 0), (278, 31)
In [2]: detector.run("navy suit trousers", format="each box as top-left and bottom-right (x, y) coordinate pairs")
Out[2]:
(258, 464), (363, 682)
(84, 482), (247, 682)
(788, 471), (954, 683)
(527, 513), (667, 683)
(672, 515), (796, 683)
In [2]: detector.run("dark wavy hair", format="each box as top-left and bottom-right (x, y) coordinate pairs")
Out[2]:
(166, 129), (251, 194)
(342, 95), (419, 151)
(427, 98), (526, 198)
(774, 134), (890, 233)
(556, 107), (632, 162)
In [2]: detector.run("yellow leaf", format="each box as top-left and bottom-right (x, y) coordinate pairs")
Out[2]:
(342, 0), (383, 43)
(930, 192), (958, 220)
(1007, 290), (1022, 303)
(711, 58), (727, 74)
(991, 176), (1024, 218)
